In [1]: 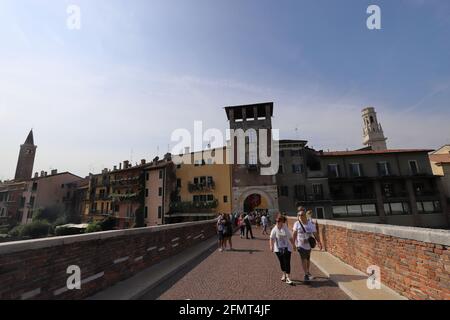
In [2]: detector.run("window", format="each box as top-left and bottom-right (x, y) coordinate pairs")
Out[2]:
(279, 186), (289, 197)
(159, 170), (163, 179)
(223, 196), (228, 203)
(280, 150), (285, 157)
(316, 207), (324, 219)
(176, 179), (181, 188)
(278, 165), (284, 174)
(332, 206), (347, 217)
(145, 189), (149, 197)
(158, 206), (162, 219)
(294, 185), (306, 200)
(409, 160), (419, 175)
(361, 204), (377, 216)
(312, 184), (324, 199)
(349, 163), (362, 177)
(61, 184), (65, 189)
(193, 195), (199, 202)
(177, 164), (181, 169)
(158, 187), (162, 197)
(144, 206), (148, 218)
(328, 164), (340, 178)
(382, 184), (394, 198)
(291, 150), (301, 157)
(100, 203), (104, 214)
(207, 176), (213, 185)
(29, 196), (35, 207)
(207, 194), (214, 201)
(194, 177), (199, 184)
(146, 173), (149, 181)
(377, 162), (391, 176)
(385, 202), (410, 215)
(32, 182), (38, 191)
(0, 208), (5, 217)
(417, 201), (440, 214)
(332, 204), (378, 218)
(292, 164), (303, 174)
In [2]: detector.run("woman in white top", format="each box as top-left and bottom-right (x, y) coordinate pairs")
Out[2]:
(292, 210), (322, 281)
(269, 214), (295, 285)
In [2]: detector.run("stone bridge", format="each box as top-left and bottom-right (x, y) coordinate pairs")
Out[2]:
(0, 219), (448, 300)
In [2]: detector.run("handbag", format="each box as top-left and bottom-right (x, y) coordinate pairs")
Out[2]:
(299, 222), (316, 249)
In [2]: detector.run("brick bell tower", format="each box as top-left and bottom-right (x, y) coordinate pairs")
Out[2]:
(14, 130), (37, 181)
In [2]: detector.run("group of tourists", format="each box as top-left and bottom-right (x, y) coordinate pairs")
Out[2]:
(216, 207), (321, 285)
(216, 213), (234, 252)
(270, 208), (322, 284)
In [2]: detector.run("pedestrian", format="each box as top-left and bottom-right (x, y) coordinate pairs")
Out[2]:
(238, 213), (246, 238)
(270, 214), (295, 285)
(244, 213), (254, 239)
(223, 214), (234, 250)
(261, 213), (269, 235)
(256, 213), (261, 229)
(292, 210), (322, 281)
(217, 214), (225, 252)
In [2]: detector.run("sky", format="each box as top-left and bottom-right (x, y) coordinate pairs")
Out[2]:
(0, 0), (449, 180)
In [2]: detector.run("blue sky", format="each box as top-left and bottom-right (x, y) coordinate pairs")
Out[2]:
(0, 0), (449, 179)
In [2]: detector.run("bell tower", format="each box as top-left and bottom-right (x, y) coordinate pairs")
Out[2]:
(362, 107), (387, 151)
(14, 130), (37, 181)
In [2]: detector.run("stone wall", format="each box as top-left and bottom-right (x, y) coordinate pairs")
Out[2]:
(0, 220), (215, 300)
(306, 219), (450, 300)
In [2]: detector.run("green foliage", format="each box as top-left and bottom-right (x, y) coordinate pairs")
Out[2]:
(33, 206), (61, 223)
(99, 217), (116, 231)
(55, 225), (84, 236)
(85, 222), (102, 233)
(9, 220), (52, 239)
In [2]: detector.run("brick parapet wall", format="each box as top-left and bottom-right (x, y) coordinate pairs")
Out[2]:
(0, 220), (216, 300)
(288, 218), (450, 300)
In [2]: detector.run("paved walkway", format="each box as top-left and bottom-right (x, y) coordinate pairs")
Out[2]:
(141, 228), (349, 300)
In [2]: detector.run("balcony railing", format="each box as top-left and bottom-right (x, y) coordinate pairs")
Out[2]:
(170, 199), (218, 213)
(188, 181), (215, 193)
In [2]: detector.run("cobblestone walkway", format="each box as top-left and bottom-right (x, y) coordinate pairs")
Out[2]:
(142, 228), (349, 300)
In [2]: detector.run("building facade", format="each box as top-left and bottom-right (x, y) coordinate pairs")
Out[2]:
(225, 102), (279, 216)
(300, 149), (448, 228)
(144, 157), (176, 226)
(430, 145), (450, 201)
(21, 170), (85, 224)
(169, 147), (232, 223)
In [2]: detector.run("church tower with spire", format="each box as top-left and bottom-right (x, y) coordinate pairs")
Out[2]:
(14, 130), (37, 181)
(362, 107), (387, 151)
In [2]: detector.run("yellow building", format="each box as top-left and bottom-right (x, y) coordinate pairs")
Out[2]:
(169, 147), (232, 222)
(429, 145), (450, 200)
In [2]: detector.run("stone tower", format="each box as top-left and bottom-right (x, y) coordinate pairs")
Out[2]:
(14, 130), (37, 181)
(362, 107), (387, 151)
(225, 102), (279, 214)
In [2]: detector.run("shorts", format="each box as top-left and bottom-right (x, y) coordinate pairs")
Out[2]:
(218, 231), (224, 240)
(298, 247), (311, 260)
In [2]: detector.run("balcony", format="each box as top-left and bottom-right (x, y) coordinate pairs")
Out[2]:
(170, 199), (218, 213)
(188, 181), (215, 193)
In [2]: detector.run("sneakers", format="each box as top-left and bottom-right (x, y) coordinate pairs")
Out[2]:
(281, 274), (286, 282)
(307, 273), (314, 280)
(219, 248), (223, 252)
(304, 274), (310, 282)
(285, 277), (293, 285)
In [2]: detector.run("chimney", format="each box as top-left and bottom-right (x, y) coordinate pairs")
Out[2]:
(123, 160), (129, 169)
(141, 159), (146, 165)
(40, 171), (45, 177)
(34, 172), (39, 178)
(113, 165), (117, 171)
(44, 171), (48, 177)
(51, 169), (57, 175)
(119, 163), (122, 170)
(164, 153), (172, 161)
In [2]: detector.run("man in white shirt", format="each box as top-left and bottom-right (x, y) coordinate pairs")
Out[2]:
(292, 210), (322, 281)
